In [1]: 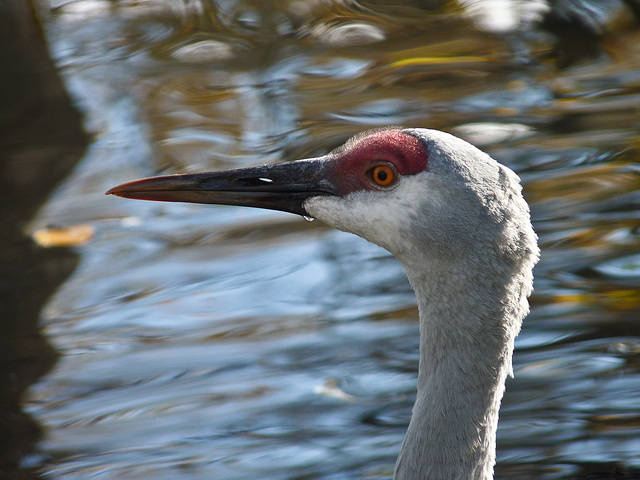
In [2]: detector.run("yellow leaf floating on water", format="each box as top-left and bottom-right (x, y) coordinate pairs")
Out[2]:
(388, 55), (491, 69)
(32, 224), (95, 248)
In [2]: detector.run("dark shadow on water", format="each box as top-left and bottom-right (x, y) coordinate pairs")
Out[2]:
(0, 1), (87, 478)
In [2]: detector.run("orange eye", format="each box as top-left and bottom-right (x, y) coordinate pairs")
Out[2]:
(370, 165), (396, 187)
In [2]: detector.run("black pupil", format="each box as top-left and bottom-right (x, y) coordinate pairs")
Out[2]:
(377, 170), (388, 182)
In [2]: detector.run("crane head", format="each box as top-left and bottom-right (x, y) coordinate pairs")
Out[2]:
(107, 128), (534, 263)
(106, 128), (425, 214)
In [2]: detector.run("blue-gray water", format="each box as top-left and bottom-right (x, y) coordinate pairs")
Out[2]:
(14, 1), (640, 479)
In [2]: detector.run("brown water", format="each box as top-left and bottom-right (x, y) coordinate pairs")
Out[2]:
(11, 1), (640, 479)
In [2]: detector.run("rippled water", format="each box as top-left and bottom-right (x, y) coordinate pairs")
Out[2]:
(20, 1), (640, 479)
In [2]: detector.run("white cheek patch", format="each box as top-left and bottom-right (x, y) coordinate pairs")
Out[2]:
(304, 173), (438, 256)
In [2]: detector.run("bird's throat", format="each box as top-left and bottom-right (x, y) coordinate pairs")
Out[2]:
(394, 265), (526, 480)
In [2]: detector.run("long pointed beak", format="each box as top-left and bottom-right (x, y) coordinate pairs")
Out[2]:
(106, 158), (336, 217)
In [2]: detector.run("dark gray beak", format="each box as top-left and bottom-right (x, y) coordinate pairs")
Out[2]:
(106, 158), (336, 217)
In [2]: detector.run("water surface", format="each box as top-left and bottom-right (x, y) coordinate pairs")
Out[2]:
(19, 1), (640, 479)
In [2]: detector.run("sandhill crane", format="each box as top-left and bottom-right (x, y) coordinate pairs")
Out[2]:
(108, 128), (539, 479)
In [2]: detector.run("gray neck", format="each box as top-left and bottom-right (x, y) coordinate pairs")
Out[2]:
(393, 257), (530, 480)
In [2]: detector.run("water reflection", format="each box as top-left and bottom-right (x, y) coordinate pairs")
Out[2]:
(18, 0), (640, 479)
(0, 2), (87, 479)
